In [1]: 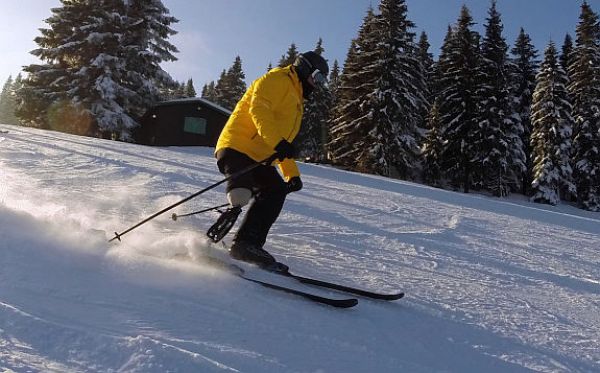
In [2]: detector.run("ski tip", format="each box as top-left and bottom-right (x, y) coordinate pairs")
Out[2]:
(396, 292), (405, 300)
(375, 292), (404, 301)
(387, 292), (405, 301)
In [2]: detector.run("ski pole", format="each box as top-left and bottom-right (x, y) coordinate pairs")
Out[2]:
(109, 153), (278, 242)
(171, 203), (230, 221)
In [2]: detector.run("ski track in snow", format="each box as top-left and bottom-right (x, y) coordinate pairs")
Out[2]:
(0, 124), (599, 372)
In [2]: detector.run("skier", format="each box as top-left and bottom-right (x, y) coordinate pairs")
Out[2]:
(210, 51), (329, 269)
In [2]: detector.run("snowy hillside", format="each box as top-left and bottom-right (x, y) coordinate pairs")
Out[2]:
(1, 123), (599, 373)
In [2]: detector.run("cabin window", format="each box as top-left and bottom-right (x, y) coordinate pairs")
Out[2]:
(183, 117), (207, 135)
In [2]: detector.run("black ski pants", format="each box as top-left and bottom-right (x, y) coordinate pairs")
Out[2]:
(216, 148), (287, 246)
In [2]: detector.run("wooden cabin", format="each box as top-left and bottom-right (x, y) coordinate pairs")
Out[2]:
(137, 98), (231, 146)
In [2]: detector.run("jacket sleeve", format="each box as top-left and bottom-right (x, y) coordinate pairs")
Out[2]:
(277, 158), (300, 181)
(249, 73), (287, 149)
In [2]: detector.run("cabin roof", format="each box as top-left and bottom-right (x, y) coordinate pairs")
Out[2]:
(153, 98), (232, 117)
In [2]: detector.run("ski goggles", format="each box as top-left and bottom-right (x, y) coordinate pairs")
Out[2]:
(311, 69), (328, 85)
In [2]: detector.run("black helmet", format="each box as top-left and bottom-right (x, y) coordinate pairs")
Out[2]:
(293, 51), (329, 85)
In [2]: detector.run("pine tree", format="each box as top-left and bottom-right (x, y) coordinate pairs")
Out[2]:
(417, 31), (434, 130)
(328, 60), (341, 106)
(426, 25), (455, 185)
(213, 69), (228, 105)
(366, 0), (426, 178)
(417, 31), (434, 77)
(214, 56), (246, 110)
(436, 5), (481, 192)
(422, 98), (444, 187)
(175, 81), (186, 98)
(159, 80), (185, 100)
(329, 1), (425, 177)
(122, 0), (179, 118)
(328, 7), (379, 169)
(226, 56), (247, 109)
(185, 78), (197, 97)
(429, 25), (454, 110)
(16, 0), (84, 129)
(568, 1), (600, 211)
(560, 33), (574, 72)
(295, 39), (332, 161)
(559, 33), (574, 200)
(477, 0), (525, 197)
(278, 43), (299, 67)
(5, 74), (23, 125)
(325, 60), (341, 158)
(17, 0), (178, 140)
(72, 0), (138, 137)
(530, 42), (575, 205)
(510, 27), (539, 196)
(201, 81), (218, 102)
(0, 76), (19, 124)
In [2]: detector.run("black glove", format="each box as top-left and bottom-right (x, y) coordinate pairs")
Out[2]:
(287, 176), (303, 194)
(275, 140), (296, 161)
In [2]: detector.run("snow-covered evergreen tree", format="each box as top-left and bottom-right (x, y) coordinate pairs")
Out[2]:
(215, 56), (246, 110)
(16, 0), (85, 129)
(18, 0), (178, 140)
(0, 76), (20, 125)
(369, 0), (426, 178)
(510, 27), (539, 196)
(328, 7), (379, 169)
(477, 0), (525, 197)
(417, 31), (434, 79)
(213, 70), (228, 105)
(278, 43), (299, 67)
(568, 1), (600, 211)
(328, 60), (341, 108)
(158, 80), (181, 100)
(201, 81), (218, 103)
(436, 6), (481, 192)
(329, 0), (425, 177)
(184, 78), (197, 97)
(560, 33), (574, 72)
(429, 25), (454, 112)
(71, 0), (137, 137)
(422, 98), (444, 187)
(325, 60), (341, 158)
(530, 42), (575, 205)
(417, 31), (434, 131)
(121, 0), (178, 119)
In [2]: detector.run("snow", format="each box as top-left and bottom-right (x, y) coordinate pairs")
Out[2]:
(1, 123), (599, 372)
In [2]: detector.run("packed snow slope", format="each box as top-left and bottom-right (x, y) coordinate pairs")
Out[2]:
(0, 124), (599, 373)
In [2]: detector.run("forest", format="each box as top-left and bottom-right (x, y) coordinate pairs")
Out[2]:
(0, 0), (598, 211)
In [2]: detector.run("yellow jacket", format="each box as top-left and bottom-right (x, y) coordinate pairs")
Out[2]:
(215, 66), (303, 181)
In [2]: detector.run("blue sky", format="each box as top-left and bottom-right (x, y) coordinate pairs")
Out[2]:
(1, 0), (598, 89)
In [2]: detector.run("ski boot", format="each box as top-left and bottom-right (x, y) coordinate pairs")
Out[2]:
(229, 240), (289, 273)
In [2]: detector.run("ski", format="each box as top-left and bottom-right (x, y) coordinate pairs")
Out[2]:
(284, 271), (404, 300)
(273, 270), (405, 301)
(215, 242), (404, 301)
(237, 274), (358, 308)
(198, 256), (358, 308)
